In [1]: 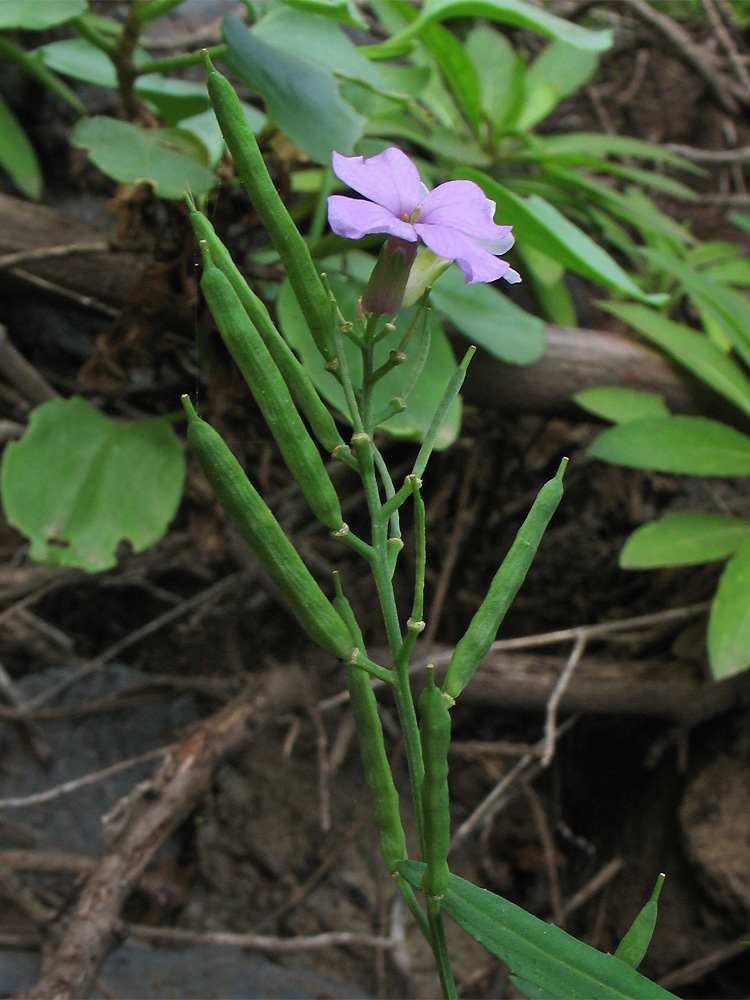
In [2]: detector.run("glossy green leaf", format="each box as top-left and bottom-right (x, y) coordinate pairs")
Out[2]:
(458, 171), (663, 304)
(280, 0), (367, 26)
(37, 38), (147, 86)
(518, 41), (599, 130)
(615, 874), (665, 969)
(0, 92), (42, 199)
(574, 386), (669, 424)
(386, 0), (613, 53)
(224, 9), (376, 162)
(397, 861), (678, 999)
(621, 512), (750, 568)
(277, 257), (461, 447)
(708, 538), (750, 678)
(601, 302), (750, 421)
(428, 262), (546, 365)
(70, 117), (213, 198)
(0, 0), (86, 29)
(588, 415), (750, 476)
(709, 545), (750, 678)
(0, 397), (185, 573)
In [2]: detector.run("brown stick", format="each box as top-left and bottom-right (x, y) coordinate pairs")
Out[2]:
(20, 674), (282, 1000)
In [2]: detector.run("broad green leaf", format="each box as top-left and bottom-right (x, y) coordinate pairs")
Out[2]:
(226, 7), (384, 162)
(379, 0), (613, 55)
(37, 38), (147, 86)
(0, 92), (42, 199)
(615, 874), (665, 969)
(0, 0), (86, 29)
(518, 41), (599, 130)
(701, 256), (750, 287)
(397, 861), (678, 1000)
(279, 0), (367, 27)
(134, 74), (210, 126)
(428, 263), (546, 365)
(277, 259), (461, 447)
(588, 415), (750, 476)
(574, 386), (669, 424)
(70, 117), (213, 198)
(0, 397), (185, 573)
(621, 512), (750, 568)
(708, 538), (750, 678)
(179, 101), (266, 167)
(458, 171), (663, 304)
(601, 302), (750, 421)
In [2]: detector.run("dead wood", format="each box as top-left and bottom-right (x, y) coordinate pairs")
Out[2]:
(19, 671), (291, 1000)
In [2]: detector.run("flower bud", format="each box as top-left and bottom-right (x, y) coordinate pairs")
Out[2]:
(401, 249), (453, 309)
(362, 236), (418, 316)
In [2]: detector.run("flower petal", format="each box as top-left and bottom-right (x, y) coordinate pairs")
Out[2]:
(331, 148), (422, 218)
(415, 222), (514, 284)
(420, 180), (512, 243)
(327, 195), (417, 241)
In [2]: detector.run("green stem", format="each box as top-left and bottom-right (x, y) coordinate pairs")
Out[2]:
(135, 43), (227, 77)
(395, 875), (430, 941)
(70, 14), (116, 55)
(0, 37), (85, 114)
(427, 899), (457, 1000)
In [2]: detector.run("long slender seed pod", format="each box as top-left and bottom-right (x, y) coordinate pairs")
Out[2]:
(419, 666), (451, 899)
(331, 576), (406, 872)
(200, 262), (344, 531)
(442, 459), (567, 702)
(182, 396), (354, 660)
(203, 52), (335, 363)
(190, 210), (344, 455)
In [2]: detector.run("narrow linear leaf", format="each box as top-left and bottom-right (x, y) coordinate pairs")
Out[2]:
(621, 512), (750, 568)
(0, 92), (42, 199)
(397, 861), (678, 1000)
(574, 386), (669, 424)
(588, 415), (750, 476)
(708, 537), (750, 679)
(615, 874), (666, 970)
(601, 301), (750, 422)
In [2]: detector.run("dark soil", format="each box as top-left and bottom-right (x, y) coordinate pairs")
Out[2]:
(2, 3), (750, 998)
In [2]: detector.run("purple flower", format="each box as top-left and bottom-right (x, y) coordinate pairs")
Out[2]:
(327, 147), (521, 286)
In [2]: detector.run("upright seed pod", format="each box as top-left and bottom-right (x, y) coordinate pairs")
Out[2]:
(200, 260), (344, 531)
(190, 210), (344, 455)
(419, 666), (451, 899)
(182, 396), (354, 660)
(442, 459), (566, 702)
(203, 53), (335, 364)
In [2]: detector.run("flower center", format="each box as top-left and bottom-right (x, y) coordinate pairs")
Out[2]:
(402, 205), (422, 224)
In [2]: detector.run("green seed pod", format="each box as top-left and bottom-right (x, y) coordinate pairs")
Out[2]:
(190, 211), (344, 456)
(200, 262), (344, 531)
(419, 666), (451, 899)
(182, 395), (354, 660)
(443, 459), (566, 702)
(347, 663), (407, 872)
(203, 53), (335, 364)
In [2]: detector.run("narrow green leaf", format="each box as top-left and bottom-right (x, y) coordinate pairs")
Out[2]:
(588, 415), (750, 476)
(708, 538), (750, 678)
(279, 0), (368, 27)
(621, 512), (750, 569)
(615, 874), (665, 969)
(458, 171), (662, 304)
(518, 41), (599, 130)
(0, 397), (185, 573)
(0, 0), (86, 29)
(0, 92), (42, 199)
(601, 301), (750, 421)
(419, 19), (482, 133)
(531, 132), (701, 173)
(465, 25), (517, 127)
(397, 861), (678, 1000)
(70, 117), (214, 198)
(428, 263), (546, 366)
(574, 386), (669, 424)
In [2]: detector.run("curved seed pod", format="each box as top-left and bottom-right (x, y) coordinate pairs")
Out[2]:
(190, 211), (344, 455)
(419, 666), (451, 899)
(182, 396), (354, 660)
(203, 53), (335, 364)
(201, 262), (344, 531)
(443, 459), (566, 702)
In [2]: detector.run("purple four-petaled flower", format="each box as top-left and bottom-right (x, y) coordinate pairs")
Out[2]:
(327, 147), (521, 286)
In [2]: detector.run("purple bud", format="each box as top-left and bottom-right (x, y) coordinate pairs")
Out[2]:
(362, 236), (419, 315)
